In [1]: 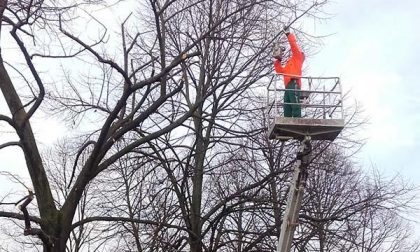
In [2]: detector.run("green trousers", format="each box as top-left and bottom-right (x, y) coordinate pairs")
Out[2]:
(284, 79), (301, 118)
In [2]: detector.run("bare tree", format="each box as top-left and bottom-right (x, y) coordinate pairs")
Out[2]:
(0, 0), (259, 250)
(296, 146), (420, 252)
(125, 1), (330, 251)
(2, 0), (418, 252)
(0, 0), (323, 250)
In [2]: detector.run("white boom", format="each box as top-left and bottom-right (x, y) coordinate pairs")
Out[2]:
(276, 136), (311, 252)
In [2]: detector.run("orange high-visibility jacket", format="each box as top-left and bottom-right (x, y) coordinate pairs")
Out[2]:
(274, 33), (305, 88)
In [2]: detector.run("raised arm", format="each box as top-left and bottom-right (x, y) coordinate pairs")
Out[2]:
(287, 33), (304, 59)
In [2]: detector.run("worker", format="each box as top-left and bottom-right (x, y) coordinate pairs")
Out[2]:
(273, 27), (305, 118)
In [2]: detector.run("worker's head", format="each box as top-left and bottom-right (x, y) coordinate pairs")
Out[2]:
(272, 44), (286, 60)
(278, 46), (286, 59)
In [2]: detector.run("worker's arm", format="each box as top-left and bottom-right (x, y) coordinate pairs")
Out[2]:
(274, 59), (283, 73)
(287, 33), (303, 59)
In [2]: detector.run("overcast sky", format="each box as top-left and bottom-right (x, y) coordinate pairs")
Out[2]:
(305, 0), (420, 231)
(307, 0), (420, 181)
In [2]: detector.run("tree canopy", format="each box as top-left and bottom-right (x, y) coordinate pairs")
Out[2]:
(0, 0), (419, 251)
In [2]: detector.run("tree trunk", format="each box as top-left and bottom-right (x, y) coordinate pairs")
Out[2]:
(318, 223), (325, 252)
(190, 118), (206, 252)
(0, 54), (62, 250)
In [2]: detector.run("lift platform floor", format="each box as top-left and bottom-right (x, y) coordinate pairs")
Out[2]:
(268, 117), (345, 141)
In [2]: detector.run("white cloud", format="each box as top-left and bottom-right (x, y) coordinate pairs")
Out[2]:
(31, 117), (66, 146)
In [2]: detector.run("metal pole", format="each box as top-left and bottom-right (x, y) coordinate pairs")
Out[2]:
(322, 85), (326, 119)
(267, 82), (270, 122)
(277, 136), (312, 252)
(338, 78), (344, 120)
(275, 75), (279, 116)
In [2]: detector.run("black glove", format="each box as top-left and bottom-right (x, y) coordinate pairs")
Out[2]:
(283, 26), (290, 35)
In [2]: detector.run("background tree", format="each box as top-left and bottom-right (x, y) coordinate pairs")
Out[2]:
(0, 0), (255, 250)
(1, 0), (419, 251)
